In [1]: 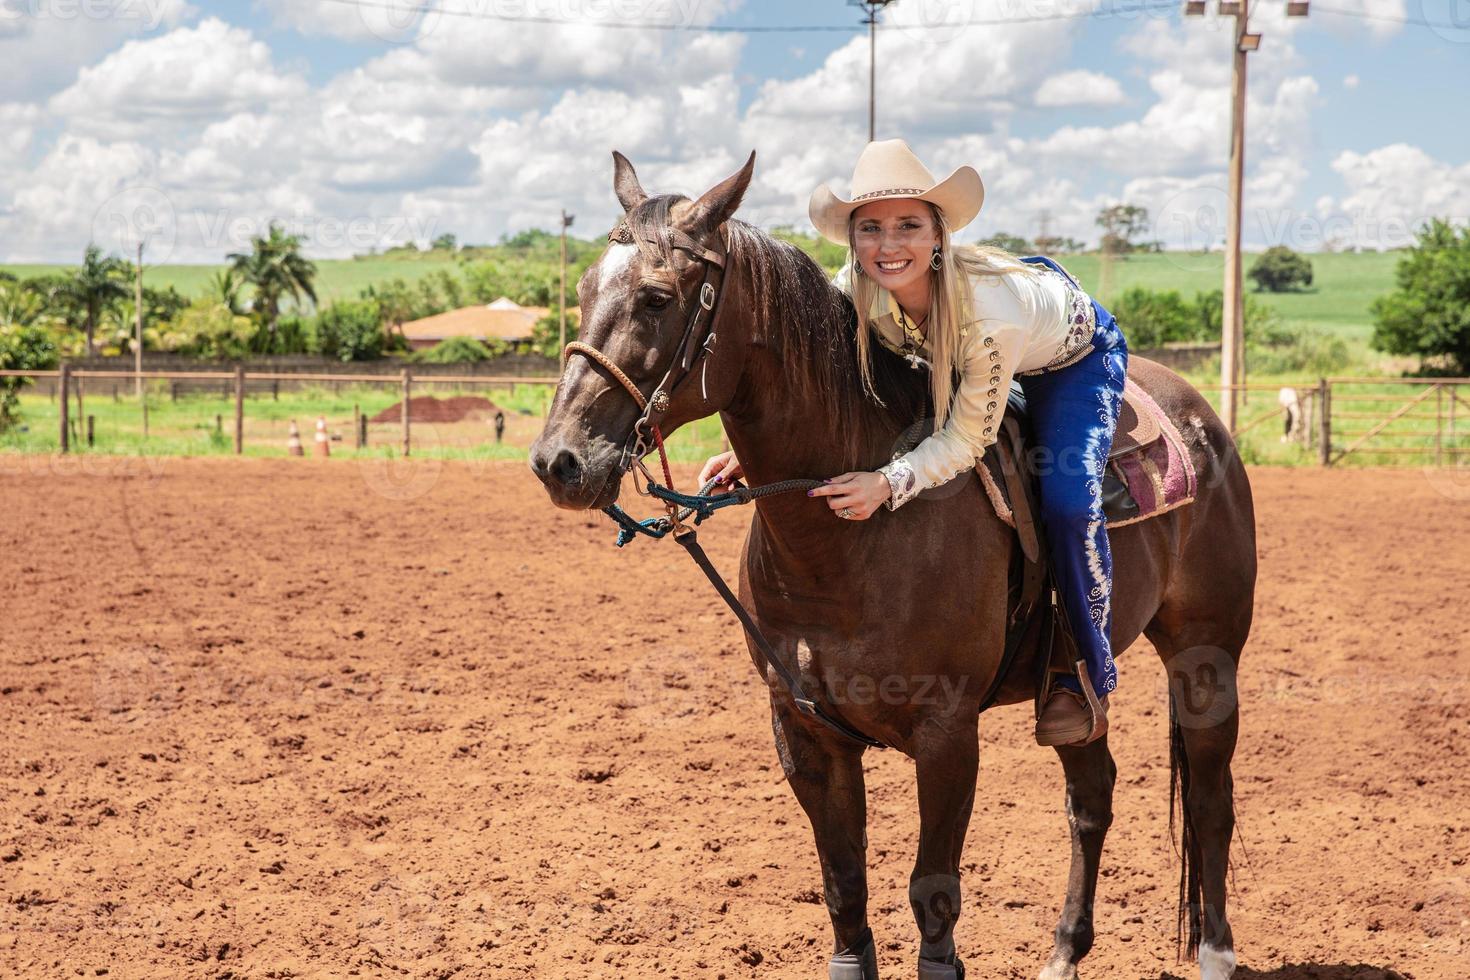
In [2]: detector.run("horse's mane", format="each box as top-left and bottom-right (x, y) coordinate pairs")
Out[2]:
(625, 195), (929, 471)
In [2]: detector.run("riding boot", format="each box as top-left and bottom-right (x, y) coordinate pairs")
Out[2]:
(828, 927), (879, 980)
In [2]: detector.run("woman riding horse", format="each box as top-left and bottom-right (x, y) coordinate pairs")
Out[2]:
(700, 139), (1128, 747)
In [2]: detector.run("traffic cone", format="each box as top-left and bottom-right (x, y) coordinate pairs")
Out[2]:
(287, 419), (305, 457)
(314, 416), (331, 458)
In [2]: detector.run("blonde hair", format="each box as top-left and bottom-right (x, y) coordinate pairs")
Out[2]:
(846, 203), (1035, 429)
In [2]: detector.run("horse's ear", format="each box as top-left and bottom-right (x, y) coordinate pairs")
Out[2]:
(681, 151), (756, 237)
(612, 151), (647, 213)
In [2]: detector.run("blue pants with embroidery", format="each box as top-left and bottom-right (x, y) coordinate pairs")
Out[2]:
(1016, 256), (1128, 697)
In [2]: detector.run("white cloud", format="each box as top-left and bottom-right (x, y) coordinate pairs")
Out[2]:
(0, 0), (1453, 261)
(5, 135), (158, 259)
(256, 0), (431, 43)
(1313, 0), (1408, 39)
(1343, 74), (1360, 89)
(50, 18), (306, 138)
(1035, 70), (1126, 109)
(260, 0), (736, 44)
(1318, 144), (1470, 249)
(0, 102), (41, 169)
(0, 0), (196, 99)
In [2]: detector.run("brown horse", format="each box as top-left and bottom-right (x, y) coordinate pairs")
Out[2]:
(530, 152), (1256, 980)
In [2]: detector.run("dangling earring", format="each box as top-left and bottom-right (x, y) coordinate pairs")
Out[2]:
(853, 261), (865, 278)
(930, 245), (943, 271)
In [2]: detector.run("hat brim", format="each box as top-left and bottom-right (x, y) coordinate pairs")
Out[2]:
(809, 165), (985, 245)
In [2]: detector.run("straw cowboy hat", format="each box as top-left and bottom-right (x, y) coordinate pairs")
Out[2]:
(809, 138), (985, 245)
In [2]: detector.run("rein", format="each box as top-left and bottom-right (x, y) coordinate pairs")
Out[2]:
(562, 221), (886, 750)
(561, 224), (1026, 751)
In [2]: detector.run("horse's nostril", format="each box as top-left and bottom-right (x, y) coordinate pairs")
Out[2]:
(529, 449), (548, 479)
(549, 448), (584, 487)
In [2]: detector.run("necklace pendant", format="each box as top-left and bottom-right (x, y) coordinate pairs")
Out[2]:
(906, 353), (923, 369)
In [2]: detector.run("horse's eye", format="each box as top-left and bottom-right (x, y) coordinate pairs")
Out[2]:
(644, 291), (672, 311)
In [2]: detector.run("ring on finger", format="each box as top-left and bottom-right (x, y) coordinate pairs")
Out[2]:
(837, 507), (856, 520)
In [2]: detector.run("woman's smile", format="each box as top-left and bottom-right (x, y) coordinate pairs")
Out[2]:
(851, 198), (941, 309)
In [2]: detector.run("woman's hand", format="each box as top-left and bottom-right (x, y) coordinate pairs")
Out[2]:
(808, 471), (892, 521)
(698, 450), (743, 489)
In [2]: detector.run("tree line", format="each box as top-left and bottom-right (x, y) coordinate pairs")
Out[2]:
(3, 213), (1469, 427)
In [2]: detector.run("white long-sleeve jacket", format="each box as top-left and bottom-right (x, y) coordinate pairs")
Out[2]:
(836, 258), (1097, 509)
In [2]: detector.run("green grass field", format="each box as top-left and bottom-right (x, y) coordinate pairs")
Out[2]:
(5, 373), (1464, 469)
(1058, 251), (1398, 341)
(1, 253), (475, 307)
(0, 384), (732, 464)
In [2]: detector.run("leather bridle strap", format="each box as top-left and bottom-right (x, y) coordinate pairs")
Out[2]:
(561, 340), (648, 410)
(561, 222), (729, 476)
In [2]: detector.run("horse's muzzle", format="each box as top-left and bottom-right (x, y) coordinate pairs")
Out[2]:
(529, 437), (622, 510)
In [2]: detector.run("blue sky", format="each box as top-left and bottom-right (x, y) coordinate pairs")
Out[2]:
(0, 0), (1465, 262)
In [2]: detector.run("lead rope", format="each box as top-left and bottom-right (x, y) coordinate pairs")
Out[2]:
(562, 333), (937, 751)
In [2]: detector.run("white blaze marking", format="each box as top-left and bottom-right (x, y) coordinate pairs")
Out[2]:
(1198, 942), (1236, 980)
(598, 243), (636, 291)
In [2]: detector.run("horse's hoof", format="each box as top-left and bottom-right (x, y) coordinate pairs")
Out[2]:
(917, 954), (964, 979)
(1037, 959), (1079, 980)
(1198, 942), (1237, 980)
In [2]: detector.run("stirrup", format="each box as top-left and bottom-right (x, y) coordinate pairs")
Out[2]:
(828, 928), (878, 980)
(1037, 657), (1108, 746)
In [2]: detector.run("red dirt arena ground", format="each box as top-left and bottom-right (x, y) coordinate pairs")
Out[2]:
(1, 456), (1467, 980)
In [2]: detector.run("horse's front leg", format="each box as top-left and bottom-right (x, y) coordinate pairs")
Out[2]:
(771, 697), (879, 980)
(909, 715), (980, 979)
(1038, 737), (1117, 980)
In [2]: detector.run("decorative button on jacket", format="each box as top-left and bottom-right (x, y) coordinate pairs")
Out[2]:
(835, 258), (1097, 510)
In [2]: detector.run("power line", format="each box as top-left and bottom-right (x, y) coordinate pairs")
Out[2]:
(1310, 3), (1467, 30)
(312, 0), (1183, 34)
(314, 0), (861, 32)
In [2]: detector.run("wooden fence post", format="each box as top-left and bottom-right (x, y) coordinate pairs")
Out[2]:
(58, 363), (70, 453)
(1317, 377), (1331, 467)
(1436, 384), (1444, 467)
(401, 369), (412, 458)
(353, 404), (362, 450)
(234, 366), (246, 454)
(87, 415), (95, 447)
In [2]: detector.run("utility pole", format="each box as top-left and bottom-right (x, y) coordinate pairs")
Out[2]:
(134, 240), (145, 404)
(851, 1), (897, 142)
(559, 210), (575, 350)
(1185, 0), (1308, 432)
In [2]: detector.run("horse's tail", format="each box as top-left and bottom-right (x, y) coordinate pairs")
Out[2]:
(1169, 693), (1203, 960)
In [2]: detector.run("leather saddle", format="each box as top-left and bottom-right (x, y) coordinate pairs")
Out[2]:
(984, 382), (1161, 537)
(969, 382), (1163, 727)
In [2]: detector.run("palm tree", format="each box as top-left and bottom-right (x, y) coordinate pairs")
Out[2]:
(0, 277), (45, 330)
(227, 224), (317, 342)
(208, 268), (246, 316)
(69, 244), (131, 356)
